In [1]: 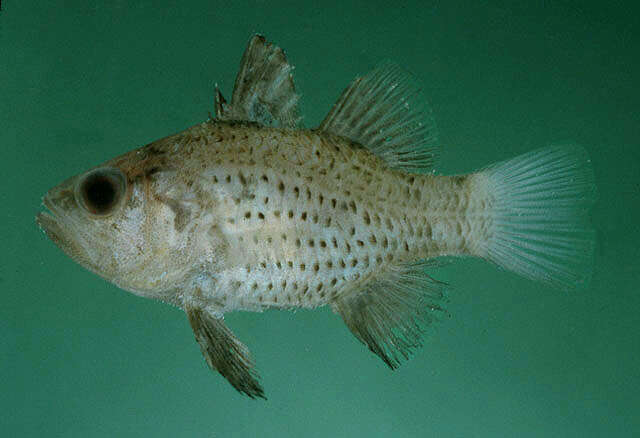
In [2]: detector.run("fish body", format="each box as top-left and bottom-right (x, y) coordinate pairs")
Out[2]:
(97, 121), (481, 311)
(37, 36), (596, 398)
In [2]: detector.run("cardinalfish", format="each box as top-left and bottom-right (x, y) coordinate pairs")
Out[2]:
(37, 35), (596, 398)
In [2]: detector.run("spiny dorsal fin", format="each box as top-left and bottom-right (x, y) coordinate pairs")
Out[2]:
(319, 61), (439, 173)
(214, 86), (228, 119)
(331, 261), (448, 369)
(217, 35), (301, 128)
(186, 306), (265, 399)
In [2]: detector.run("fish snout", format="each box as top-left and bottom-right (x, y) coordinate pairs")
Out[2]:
(37, 184), (91, 266)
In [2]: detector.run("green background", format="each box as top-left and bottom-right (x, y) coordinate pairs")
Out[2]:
(2, 1), (638, 436)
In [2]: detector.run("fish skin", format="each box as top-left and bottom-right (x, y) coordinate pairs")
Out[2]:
(46, 120), (482, 313)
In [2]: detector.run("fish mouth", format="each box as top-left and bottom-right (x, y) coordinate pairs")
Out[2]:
(36, 190), (85, 262)
(36, 193), (71, 253)
(36, 210), (66, 249)
(37, 187), (105, 278)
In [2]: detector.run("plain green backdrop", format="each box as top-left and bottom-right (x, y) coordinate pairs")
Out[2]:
(1, 1), (638, 437)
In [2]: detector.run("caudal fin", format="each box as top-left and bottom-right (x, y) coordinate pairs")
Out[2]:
(477, 145), (596, 289)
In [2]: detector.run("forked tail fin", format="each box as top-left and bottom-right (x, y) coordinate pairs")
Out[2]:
(476, 145), (597, 289)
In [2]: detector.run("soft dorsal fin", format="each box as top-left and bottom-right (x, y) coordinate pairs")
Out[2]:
(216, 35), (301, 128)
(331, 260), (447, 369)
(319, 62), (439, 172)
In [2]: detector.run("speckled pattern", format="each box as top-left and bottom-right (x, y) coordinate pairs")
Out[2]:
(100, 120), (491, 313)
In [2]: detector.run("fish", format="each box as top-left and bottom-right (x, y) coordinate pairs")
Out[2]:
(36, 35), (596, 399)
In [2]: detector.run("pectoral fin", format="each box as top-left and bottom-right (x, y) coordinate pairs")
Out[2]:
(186, 306), (265, 399)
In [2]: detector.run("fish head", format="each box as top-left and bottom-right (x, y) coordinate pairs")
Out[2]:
(36, 156), (187, 299)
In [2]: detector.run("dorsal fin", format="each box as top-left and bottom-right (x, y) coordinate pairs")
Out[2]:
(217, 35), (301, 128)
(319, 62), (439, 173)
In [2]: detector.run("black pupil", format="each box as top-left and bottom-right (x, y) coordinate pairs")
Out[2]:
(83, 175), (117, 213)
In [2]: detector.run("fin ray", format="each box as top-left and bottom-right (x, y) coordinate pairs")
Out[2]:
(331, 261), (447, 369)
(319, 61), (439, 172)
(186, 306), (265, 399)
(477, 144), (596, 289)
(219, 35), (301, 128)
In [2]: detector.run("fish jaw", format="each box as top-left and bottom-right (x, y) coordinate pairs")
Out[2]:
(36, 185), (101, 277)
(36, 210), (71, 255)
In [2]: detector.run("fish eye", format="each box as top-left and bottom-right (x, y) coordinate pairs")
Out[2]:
(76, 167), (127, 216)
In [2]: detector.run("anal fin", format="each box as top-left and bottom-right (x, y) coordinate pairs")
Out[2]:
(331, 261), (447, 369)
(186, 306), (265, 399)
